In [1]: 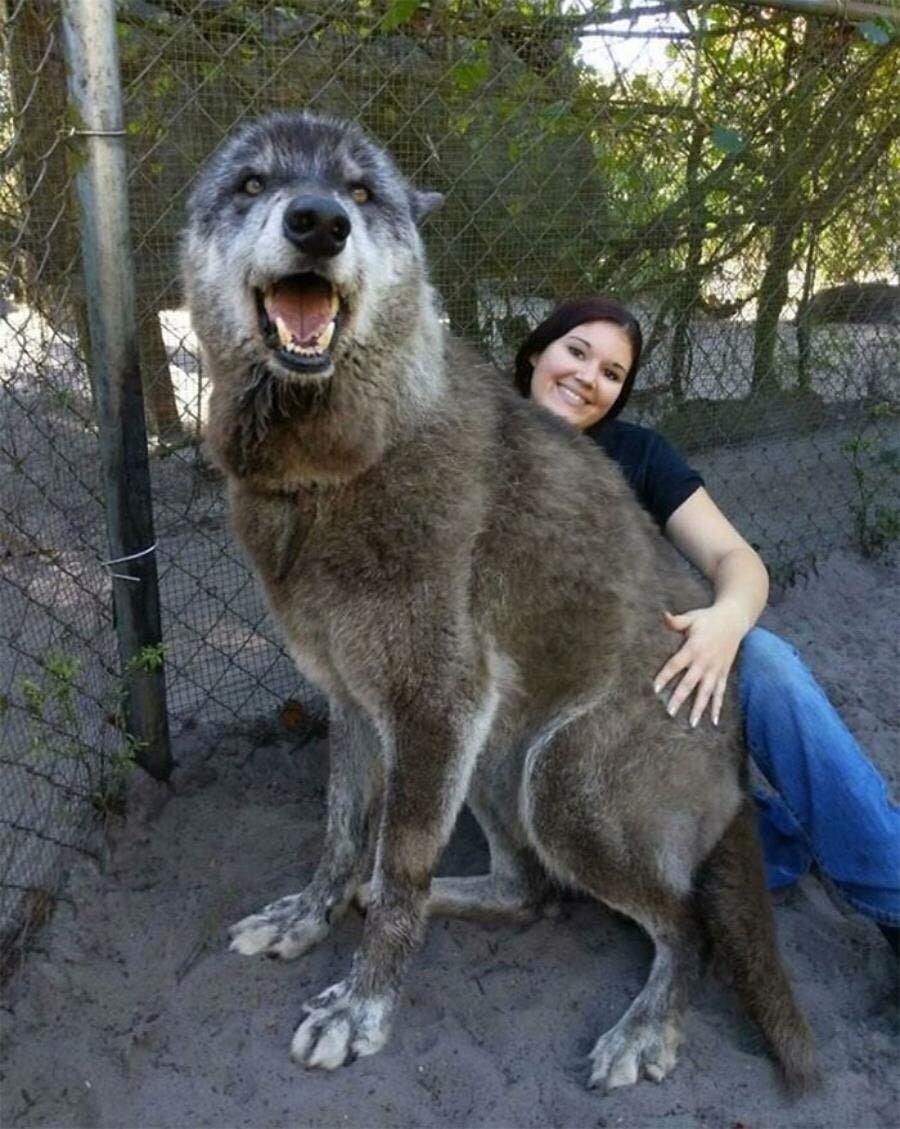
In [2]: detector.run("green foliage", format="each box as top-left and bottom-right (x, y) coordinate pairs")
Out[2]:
(135, 643), (166, 673)
(19, 679), (46, 720)
(843, 401), (900, 557)
(12, 649), (136, 815)
(449, 52), (491, 94)
(382, 0), (422, 32)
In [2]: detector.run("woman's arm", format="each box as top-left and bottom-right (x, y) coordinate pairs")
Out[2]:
(654, 487), (769, 727)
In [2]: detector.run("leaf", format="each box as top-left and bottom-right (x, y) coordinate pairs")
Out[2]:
(382, 0), (421, 31)
(858, 20), (892, 47)
(540, 101), (570, 126)
(449, 57), (491, 94)
(450, 109), (476, 136)
(710, 125), (745, 155)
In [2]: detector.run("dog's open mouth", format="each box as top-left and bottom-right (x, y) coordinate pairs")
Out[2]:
(255, 273), (343, 373)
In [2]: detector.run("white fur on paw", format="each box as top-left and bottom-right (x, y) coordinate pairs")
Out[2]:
(271, 920), (329, 959)
(291, 988), (392, 1070)
(229, 917), (280, 956)
(228, 899), (328, 959)
(588, 1019), (682, 1092)
(302, 979), (349, 1015)
(304, 1013), (353, 1070)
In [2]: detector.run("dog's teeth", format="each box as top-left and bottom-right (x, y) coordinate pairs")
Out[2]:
(275, 315), (293, 347)
(284, 342), (323, 357)
(278, 323), (335, 359)
(328, 293), (339, 317)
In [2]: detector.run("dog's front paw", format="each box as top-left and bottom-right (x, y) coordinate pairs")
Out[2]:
(301, 978), (350, 1014)
(588, 1017), (682, 1092)
(228, 893), (329, 959)
(291, 984), (393, 1070)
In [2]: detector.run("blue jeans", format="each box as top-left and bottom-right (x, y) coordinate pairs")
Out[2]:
(739, 627), (900, 927)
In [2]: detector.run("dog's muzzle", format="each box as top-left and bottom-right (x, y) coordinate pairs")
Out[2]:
(282, 195), (351, 260)
(251, 196), (353, 375)
(255, 272), (347, 375)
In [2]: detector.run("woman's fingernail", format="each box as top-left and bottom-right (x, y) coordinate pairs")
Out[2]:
(667, 702), (676, 717)
(690, 717), (698, 729)
(653, 683), (661, 695)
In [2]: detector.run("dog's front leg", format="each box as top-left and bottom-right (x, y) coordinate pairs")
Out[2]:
(291, 676), (499, 1069)
(229, 697), (381, 959)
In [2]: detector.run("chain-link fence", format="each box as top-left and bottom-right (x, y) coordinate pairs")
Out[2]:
(1, 0), (898, 970)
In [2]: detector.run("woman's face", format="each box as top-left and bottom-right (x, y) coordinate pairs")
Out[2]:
(529, 320), (633, 431)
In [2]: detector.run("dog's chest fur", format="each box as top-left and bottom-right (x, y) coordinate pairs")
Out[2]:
(226, 433), (485, 699)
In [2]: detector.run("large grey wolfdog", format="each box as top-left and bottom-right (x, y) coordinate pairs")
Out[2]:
(182, 111), (815, 1093)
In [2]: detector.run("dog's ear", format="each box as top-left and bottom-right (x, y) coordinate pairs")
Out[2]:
(409, 189), (444, 225)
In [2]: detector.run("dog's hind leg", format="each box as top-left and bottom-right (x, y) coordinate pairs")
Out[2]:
(523, 718), (705, 1091)
(229, 697), (381, 960)
(426, 872), (546, 920)
(425, 791), (553, 921)
(584, 900), (701, 1091)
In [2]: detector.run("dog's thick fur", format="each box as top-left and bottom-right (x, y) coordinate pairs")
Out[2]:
(182, 111), (815, 1092)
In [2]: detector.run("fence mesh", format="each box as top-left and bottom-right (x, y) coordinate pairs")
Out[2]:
(1, 0), (898, 966)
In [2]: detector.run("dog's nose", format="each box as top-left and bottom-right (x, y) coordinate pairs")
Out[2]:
(282, 195), (351, 258)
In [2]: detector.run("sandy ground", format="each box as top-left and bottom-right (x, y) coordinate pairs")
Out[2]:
(0, 545), (897, 1129)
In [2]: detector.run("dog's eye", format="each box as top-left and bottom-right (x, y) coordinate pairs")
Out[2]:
(349, 184), (371, 205)
(240, 175), (265, 196)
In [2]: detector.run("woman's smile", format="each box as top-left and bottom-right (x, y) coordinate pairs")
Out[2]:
(529, 319), (634, 431)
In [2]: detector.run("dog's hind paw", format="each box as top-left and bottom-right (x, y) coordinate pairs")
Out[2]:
(228, 893), (329, 959)
(291, 985), (393, 1070)
(587, 1018), (682, 1092)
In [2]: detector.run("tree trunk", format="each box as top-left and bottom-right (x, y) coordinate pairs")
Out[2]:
(752, 206), (802, 394)
(668, 115), (706, 402)
(138, 310), (187, 446)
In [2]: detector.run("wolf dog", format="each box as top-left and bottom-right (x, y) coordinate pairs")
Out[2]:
(181, 111), (815, 1092)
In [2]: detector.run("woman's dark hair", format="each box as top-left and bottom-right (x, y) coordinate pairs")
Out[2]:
(512, 296), (643, 422)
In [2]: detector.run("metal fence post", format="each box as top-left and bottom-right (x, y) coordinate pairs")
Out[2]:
(60, 0), (172, 780)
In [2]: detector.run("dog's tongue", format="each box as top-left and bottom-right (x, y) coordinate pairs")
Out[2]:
(265, 277), (334, 345)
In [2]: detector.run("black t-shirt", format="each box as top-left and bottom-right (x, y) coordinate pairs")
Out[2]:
(585, 418), (704, 529)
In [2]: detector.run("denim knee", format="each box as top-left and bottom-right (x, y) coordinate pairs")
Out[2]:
(738, 627), (805, 706)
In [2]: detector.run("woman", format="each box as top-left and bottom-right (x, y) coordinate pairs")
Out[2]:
(513, 295), (899, 946)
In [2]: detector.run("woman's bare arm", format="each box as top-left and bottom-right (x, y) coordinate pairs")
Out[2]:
(654, 487), (769, 726)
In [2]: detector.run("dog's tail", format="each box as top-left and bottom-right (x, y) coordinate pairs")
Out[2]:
(696, 798), (818, 1093)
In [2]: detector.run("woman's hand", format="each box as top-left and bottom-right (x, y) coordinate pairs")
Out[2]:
(653, 602), (749, 727)
(658, 489), (770, 727)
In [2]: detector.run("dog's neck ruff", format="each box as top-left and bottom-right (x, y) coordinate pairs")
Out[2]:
(208, 308), (448, 492)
